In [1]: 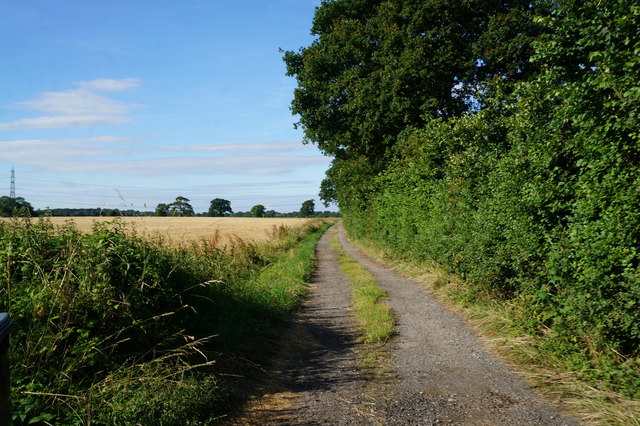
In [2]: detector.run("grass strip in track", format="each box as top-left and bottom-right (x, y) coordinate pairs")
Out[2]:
(329, 228), (396, 421)
(248, 221), (332, 314)
(330, 230), (394, 344)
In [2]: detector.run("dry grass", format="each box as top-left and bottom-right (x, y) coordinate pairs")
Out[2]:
(33, 217), (320, 246)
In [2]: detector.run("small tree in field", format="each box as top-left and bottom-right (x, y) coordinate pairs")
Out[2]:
(168, 196), (194, 217)
(155, 203), (169, 216)
(250, 204), (266, 218)
(209, 198), (232, 217)
(300, 199), (315, 218)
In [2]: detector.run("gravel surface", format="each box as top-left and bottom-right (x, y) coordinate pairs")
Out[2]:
(232, 225), (580, 425)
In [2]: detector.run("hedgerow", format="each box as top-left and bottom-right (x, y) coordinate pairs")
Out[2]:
(339, 0), (640, 396)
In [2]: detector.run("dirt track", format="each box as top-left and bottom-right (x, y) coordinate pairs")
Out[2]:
(231, 225), (579, 424)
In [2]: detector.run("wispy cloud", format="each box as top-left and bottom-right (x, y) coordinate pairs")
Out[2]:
(0, 78), (141, 131)
(76, 78), (139, 92)
(0, 136), (132, 161)
(0, 115), (131, 131)
(17, 89), (135, 116)
(160, 140), (316, 154)
(1, 134), (330, 177)
(35, 155), (330, 176)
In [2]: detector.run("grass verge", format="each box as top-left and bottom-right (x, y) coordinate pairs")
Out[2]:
(330, 231), (394, 345)
(347, 235), (640, 425)
(0, 216), (331, 424)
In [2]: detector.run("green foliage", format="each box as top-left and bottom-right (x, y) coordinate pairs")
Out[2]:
(299, 199), (315, 217)
(0, 196), (34, 217)
(95, 371), (222, 425)
(284, 0), (542, 204)
(155, 197), (195, 216)
(155, 202), (170, 216)
(250, 204), (266, 218)
(209, 198), (233, 217)
(302, 0), (640, 398)
(171, 196), (195, 216)
(0, 217), (329, 423)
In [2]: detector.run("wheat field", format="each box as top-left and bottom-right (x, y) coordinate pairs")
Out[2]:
(34, 217), (323, 246)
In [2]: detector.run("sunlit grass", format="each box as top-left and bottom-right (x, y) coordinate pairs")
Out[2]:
(330, 231), (394, 344)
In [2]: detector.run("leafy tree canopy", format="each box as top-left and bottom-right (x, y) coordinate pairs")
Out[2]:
(168, 196), (194, 217)
(0, 196), (34, 217)
(209, 198), (233, 217)
(155, 203), (170, 217)
(300, 199), (315, 218)
(284, 0), (542, 205)
(250, 204), (266, 218)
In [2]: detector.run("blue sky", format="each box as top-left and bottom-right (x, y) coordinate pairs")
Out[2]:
(0, 0), (332, 213)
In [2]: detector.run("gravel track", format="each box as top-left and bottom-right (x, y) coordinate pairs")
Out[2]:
(266, 224), (384, 424)
(232, 225), (580, 425)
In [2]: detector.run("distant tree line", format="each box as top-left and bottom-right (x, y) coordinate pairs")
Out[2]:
(36, 208), (154, 217)
(154, 197), (340, 218)
(0, 195), (340, 218)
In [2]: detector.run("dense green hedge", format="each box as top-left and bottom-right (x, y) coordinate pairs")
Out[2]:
(341, 0), (639, 395)
(286, 0), (638, 396)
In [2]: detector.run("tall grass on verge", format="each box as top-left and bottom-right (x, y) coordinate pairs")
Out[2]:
(0, 217), (329, 424)
(330, 231), (394, 344)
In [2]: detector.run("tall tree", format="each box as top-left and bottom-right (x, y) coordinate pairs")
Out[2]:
(155, 203), (169, 217)
(168, 196), (194, 217)
(300, 199), (315, 218)
(284, 0), (541, 206)
(209, 198), (232, 217)
(250, 204), (266, 218)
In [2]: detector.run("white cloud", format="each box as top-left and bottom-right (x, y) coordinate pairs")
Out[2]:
(76, 78), (139, 92)
(161, 140), (316, 154)
(0, 136), (131, 161)
(35, 154), (330, 176)
(245, 167), (290, 175)
(1, 78), (140, 131)
(0, 115), (131, 130)
(17, 89), (137, 116)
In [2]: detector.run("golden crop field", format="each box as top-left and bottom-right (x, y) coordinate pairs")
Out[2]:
(37, 217), (323, 246)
